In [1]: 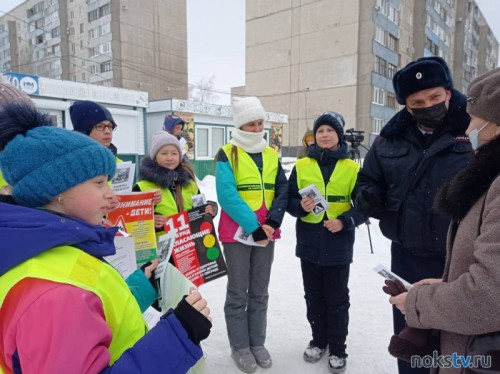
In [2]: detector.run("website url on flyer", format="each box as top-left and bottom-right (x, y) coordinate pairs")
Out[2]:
(411, 351), (491, 369)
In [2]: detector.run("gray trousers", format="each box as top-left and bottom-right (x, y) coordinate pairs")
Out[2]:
(223, 241), (275, 350)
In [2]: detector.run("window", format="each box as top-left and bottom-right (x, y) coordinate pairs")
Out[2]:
(99, 4), (111, 17)
(91, 64), (99, 75)
(99, 41), (112, 54)
(375, 26), (385, 45)
(387, 63), (397, 79)
(375, 56), (387, 76)
(386, 93), (396, 109)
(51, 27), (59, 38)
(100, 23), (110, 35)
(89, 27), (98, 40)
(80, 23), (84, 34)
(372, 118), (385, 133)
(372, 87), (385, 105)
(387, 34), (399, 52)
(88, 9), (98, 22)
(89, 47), (99, 57)
(81, 72), (86, 81)
(101, 60), (112, 72)
(35, 18), (44, 29)
(195, 125), (226, 159)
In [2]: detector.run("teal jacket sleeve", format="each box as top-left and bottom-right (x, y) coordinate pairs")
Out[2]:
(215, 149), (260, 234)
(125, 269), (157, 313)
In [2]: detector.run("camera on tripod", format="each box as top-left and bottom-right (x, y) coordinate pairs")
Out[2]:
(343, 128), (365, 149)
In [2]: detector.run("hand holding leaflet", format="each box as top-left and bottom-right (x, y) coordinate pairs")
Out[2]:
(233, 226), (267, 247)
(298, 184), (329, 216)
(373, 264), (412, 289)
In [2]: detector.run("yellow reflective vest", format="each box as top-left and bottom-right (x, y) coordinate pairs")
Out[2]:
(222, 144), (278, 210)
(0, 245), (147, 365)
(296, 157), (360, 223)
(135, 179), (199, 217)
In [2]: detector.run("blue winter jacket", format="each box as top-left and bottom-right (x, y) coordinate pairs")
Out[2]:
(356, 89), (472, 257)
(287, 143), (367, 266)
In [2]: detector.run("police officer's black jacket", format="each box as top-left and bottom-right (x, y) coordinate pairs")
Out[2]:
(356, 89), (472, 258)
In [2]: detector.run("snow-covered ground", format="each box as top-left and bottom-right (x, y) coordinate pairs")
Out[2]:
(195, 159), (397, 374)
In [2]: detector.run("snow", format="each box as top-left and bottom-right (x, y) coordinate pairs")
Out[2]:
(195, 161), (398, 374)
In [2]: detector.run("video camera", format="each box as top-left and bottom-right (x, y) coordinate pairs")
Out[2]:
(343, 128), (365, 149)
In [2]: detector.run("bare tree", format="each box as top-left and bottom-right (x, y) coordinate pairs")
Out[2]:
(189, 74), (219, 104)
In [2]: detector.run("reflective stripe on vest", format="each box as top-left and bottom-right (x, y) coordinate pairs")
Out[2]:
(136, 179), (198, 217)
(296, 157), (360, 223)
(0, 246), (147, 366)
(221, 144), (278, 210)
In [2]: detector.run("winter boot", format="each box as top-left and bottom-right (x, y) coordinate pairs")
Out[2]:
(250, 345), (272, 368)
(231, 347), (257, 373)
(303, 341), (327, 363)
(328, 355), (347, 373)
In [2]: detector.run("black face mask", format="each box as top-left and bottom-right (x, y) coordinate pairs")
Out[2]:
(410, 101), (448, 129)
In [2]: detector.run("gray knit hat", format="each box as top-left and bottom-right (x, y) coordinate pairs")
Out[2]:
(467, 67), (500, 125)
(149, 131), (182, 160)
(0, 82), (34, 109)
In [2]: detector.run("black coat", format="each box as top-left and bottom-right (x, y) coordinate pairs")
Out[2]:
(287, 143), (367, 266)
(356, 89), (472, 257)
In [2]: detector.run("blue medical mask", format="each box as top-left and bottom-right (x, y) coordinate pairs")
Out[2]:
(468, 121), (490, 151)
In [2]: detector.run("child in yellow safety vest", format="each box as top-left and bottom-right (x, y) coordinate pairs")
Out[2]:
(287, 111), (366, 373)
(134, 131), (216, 232)
(215, 96), (288, 373)
(0, 103), (212, 373)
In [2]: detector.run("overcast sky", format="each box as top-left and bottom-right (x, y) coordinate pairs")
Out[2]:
(1, 0), (499, 104)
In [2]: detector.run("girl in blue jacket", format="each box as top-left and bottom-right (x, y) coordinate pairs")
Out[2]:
(0, 103), (212, 374)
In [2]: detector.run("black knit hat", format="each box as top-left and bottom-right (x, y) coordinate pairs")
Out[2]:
(70, 100), (116, 135)
(393, 57), (453, 105)
(313, 111), (345, 138)
(467, 67), (500, 125)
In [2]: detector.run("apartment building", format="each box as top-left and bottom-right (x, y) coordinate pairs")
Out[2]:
(0, 0), (188, 100)
(242, 0), (498, 155)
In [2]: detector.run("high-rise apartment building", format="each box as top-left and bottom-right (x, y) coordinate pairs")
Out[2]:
(241, 0), (498, 155)
(0, 0), (188, 100)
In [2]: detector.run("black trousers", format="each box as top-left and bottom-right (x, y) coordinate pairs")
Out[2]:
(300, 259), (350, 357)
(391, 242), (446, 374)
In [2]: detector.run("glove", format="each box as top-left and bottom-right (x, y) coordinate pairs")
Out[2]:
(171, 296), (212, 345)
(382, 279), (436, 362)
(382, 279), (407, 297)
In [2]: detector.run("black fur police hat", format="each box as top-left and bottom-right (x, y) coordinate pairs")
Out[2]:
(393, 56), (453, 105)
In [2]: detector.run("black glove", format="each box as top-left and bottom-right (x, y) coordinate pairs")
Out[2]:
(171, 296), (212, 345)
(383, 279), (436, 362)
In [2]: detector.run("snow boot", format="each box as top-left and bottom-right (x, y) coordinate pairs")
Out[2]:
(303, 341), (327, 363)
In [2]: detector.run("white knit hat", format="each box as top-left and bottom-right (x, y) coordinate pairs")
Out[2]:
(149, 131), (182, 159)
(232, 96), (266, 128)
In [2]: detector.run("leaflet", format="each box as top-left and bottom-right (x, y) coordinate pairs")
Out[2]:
(373, 264), (412, 289)
(298, 184), (329, 216)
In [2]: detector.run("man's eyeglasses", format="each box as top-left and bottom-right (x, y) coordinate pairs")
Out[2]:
(93, 123), (117, 132)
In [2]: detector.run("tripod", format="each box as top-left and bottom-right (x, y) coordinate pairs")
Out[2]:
(347, 143), (369, 165)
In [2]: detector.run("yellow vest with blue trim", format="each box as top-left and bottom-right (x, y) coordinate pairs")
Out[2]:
(296, 157), (360, 223)
(222, 144), (278, 210)
(0, 245), (148, 365)
(136, 179), (198, 217)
